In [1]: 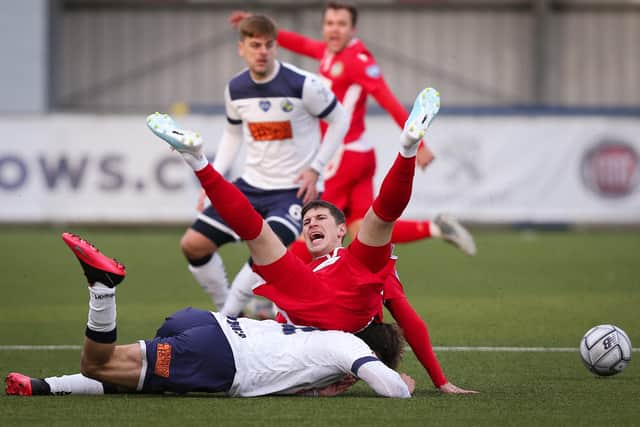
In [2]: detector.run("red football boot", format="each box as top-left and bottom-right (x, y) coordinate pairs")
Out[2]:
(62, 233), (126, 287)
(5, 373), (52, 396)
(5, 373), (33, 396)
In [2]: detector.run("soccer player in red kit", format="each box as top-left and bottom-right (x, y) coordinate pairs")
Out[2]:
(149, 87), (476, 394)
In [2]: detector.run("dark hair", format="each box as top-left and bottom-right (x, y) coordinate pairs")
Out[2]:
(355, 322), (405, 370)
(324, 1), (358, 27)
(301, 200), (346, 226)
(238, 14), (278, 40)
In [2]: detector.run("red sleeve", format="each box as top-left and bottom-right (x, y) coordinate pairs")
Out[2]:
(348, 51), (408, 129)
(369, 80), (409, 129)
(277, 29), (325, 60)
(385, 293), (448, 387)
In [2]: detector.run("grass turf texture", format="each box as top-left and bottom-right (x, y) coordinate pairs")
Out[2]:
(1, 227), (638, 426)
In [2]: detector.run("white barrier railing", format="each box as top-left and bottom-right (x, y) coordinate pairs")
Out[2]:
(1, 114), (639, 224)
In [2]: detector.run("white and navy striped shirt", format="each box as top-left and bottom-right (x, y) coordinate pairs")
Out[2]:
(223, 61), (340, 190)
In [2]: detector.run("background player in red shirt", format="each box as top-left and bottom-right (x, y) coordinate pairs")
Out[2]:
(229, 6), (477, 394)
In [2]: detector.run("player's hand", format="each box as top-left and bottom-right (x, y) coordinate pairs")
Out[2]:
(295, 168), (319, 205)
(416, 142), (435, 170)
(438, 382), (479, 394)
(399, 373), (416, 394)
(228, 10), (252, 29)
(317, 374), (358, 397)
(196, 189), (208, 212)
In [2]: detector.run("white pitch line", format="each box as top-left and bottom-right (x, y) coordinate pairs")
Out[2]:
(0, 345), (81, 350)
(0, 345), (638, 352)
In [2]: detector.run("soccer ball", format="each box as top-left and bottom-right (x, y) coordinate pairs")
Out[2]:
(579, 324), (632, 376)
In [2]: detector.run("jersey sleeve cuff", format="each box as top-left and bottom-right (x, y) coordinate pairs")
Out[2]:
(351, 355), (379, 376)
(317, 97), (337, 119)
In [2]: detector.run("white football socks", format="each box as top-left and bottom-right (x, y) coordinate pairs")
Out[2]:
(399, 130), (421, 158)
(45, 374), (104, 395)
(221, 262), (263, 317)
(429, 221), (442, 238)
(188, 253), (229, 310)
(87, 282), (116, 333)
(182, 152), (208, 171)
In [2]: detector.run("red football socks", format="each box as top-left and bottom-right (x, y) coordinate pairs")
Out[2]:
(372, 154), (416, 222)
(195, 164), (263, 241)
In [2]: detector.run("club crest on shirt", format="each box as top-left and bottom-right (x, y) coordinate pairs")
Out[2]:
(281, 99), (294, 113)
(259, 99), (272, 112)
(330, 61), (344, 77)
(365, 64), (381, 79)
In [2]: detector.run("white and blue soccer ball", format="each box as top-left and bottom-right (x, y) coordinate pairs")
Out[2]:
(579, 324), (632, 376)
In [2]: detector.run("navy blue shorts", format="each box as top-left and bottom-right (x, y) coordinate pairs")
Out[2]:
(191, 178), (303, 247)
(143, 308), (236, 394)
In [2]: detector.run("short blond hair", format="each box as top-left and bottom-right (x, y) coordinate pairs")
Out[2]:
(238, 15), (278, 40)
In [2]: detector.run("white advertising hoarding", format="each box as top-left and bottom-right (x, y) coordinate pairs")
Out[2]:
(0, 114), (639, 224)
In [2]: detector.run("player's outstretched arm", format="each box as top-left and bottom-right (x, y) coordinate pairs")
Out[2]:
(357, 362), (413, 398)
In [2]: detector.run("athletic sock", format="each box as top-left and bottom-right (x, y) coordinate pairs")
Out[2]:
(188, 252), (229, 309)
(428, 221), (442, 238)
(372, 154), (416, 222)
(85, 282), (117, 344)
(221, 262), (262, 317)
(44, 374), (105, 395)
(391, 220), (433, 243)
(195, 164), (263, 241)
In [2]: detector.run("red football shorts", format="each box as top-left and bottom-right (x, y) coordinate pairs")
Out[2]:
(322, 149), (376, 226)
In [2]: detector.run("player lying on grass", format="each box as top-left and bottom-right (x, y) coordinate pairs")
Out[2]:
(147, 87), (476, 394)
(5, 233), (413, 397)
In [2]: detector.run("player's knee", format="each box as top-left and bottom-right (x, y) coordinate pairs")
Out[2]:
(80, 356), (103, 381)
(180, 230), (216, 261)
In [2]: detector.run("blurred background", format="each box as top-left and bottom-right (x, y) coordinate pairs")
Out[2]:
(1, 0), (639, 225)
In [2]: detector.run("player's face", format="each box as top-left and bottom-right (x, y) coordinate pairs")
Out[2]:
(322, 8), (356, 54)
(238, 35), (277, 79)
(302, 207), (347, 258)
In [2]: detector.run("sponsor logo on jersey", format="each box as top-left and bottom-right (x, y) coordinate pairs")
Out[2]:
(365, 64), (381, 79)
(581, 139), (639, 198)
(154, 343), (172, 378)
(248, 121), (293, 141)
(259, 99), (272, 112)
(330, 61), (344, 77)
(357, 53), (369, 62)
(280, 99), (294, 112)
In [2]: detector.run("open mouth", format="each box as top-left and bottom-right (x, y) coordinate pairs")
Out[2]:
(310, 231), (325, 242)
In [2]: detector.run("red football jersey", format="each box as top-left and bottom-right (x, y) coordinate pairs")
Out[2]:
(277, 31), (408, 145)
(252, 241), (395, 333)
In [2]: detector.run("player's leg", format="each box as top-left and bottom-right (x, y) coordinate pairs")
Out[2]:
(359, 88), (440, 247)
(5, 232), (134, 396)
(222, 188), (303, 317)
(147, 113), (286, 266)
(181, 201), (246, 309)
(5, 372), (119, 396)
(342, 150), (376, 240)
(389, 216), (476, 255)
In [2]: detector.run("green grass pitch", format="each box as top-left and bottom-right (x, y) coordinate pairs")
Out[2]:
(1, 227), (638, 426)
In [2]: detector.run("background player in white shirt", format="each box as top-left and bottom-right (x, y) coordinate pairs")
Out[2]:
(5, 234), (412, 399)
(181, 15), (349, 314)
